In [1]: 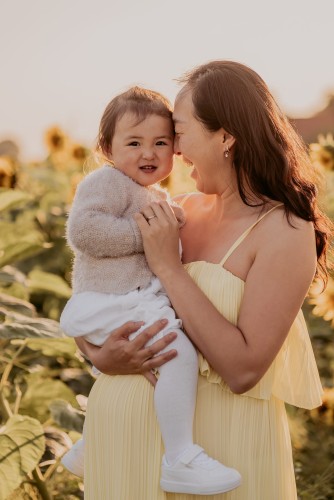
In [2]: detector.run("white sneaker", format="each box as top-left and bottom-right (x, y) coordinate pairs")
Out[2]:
(160, 444), (241, 495)
(61, 438), (84, 478)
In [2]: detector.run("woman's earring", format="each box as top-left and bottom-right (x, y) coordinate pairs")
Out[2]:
(224, 146), (230, 158)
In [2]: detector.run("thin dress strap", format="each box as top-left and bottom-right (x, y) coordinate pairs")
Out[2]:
(177, 192), (197, 208)
(219, 204), (284, 266)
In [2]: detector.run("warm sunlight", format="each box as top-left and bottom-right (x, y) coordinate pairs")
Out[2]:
(1, 2), (334, 498)
(1, 0), (333, 160)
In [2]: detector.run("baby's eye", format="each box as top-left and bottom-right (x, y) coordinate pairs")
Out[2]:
(156, 140), (167, 146)
(128, 141), (140, 146)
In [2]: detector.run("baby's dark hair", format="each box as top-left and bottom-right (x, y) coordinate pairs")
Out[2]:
(97, 86), (173, 158)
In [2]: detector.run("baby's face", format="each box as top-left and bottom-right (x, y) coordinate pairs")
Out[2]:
(110, 112), (174, 187)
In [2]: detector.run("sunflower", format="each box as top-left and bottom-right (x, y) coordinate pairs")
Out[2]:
(0, 156), (17, 188)
(311, 387), (334, 425)
(309, 276), (334, 325)
(44, 126), (68, 153)
(310, 134), (334, 172)
(71, 145), (88, 162)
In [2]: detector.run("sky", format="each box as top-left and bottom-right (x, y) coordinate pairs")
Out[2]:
(1, 0), (333, 161)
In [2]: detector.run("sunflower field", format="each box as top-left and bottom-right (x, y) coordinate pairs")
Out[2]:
(0, 129), (333, 499)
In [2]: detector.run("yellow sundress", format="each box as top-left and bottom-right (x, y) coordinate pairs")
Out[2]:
(84, 206), (323, 500)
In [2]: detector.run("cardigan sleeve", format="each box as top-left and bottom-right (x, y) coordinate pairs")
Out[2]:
(66, 168), (143, 258)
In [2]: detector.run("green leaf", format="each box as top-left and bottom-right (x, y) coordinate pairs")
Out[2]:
(0, 415), (45, 499)
(0, 189), (31, 212)
(0, 322), (62, 340)
(49, 399), (85, 433)
(0, 292), (35, 317)
(27, 269), (72, 299)
(0, 241), (45, 268)
(0, 308), (64, 339)
(20, 374), (78, 422)
(26, 337), (77, 356)
(0, 265), (27, 286)
(0, 282), (30, 302)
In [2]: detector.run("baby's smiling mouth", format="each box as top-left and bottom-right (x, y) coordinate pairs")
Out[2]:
(139, 165), (158, 171)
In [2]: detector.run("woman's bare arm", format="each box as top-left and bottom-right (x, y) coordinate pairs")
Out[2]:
(135, 201), (317, 394)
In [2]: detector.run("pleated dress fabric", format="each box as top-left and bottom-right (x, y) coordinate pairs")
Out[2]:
(84, 206), (323, 500)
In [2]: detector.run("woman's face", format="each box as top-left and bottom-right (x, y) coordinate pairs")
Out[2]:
(173, 89), (232, 195)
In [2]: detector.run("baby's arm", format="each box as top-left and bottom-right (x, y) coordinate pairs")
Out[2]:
(67, 168), (143, 257)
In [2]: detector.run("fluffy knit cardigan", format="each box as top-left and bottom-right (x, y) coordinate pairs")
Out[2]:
(67, 165), (185, 295)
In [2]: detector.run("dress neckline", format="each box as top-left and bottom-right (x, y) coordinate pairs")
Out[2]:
(184, 260), (246, 284)
(182, 203), (284, 278)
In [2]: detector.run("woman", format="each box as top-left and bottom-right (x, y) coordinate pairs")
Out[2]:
(77, 61), (327, 499)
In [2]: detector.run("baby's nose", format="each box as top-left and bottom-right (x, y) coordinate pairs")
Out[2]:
(142, 148), (155, 160)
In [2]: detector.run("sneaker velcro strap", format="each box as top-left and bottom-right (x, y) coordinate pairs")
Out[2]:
(179, 445), (204, 465)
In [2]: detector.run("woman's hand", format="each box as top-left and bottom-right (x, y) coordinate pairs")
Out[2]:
(134, 201), (183, 278)
(74, 319), (178, 380)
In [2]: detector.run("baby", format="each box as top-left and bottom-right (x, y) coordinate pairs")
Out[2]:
(60, 86), (241, 495)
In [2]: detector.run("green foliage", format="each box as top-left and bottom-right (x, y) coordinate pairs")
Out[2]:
(0, 131), (333, 498)
(0, 292), (35, 316)
(0, 291), (91, 498)
(20, 375), (77, 422)
(49, 400), (85, 433)
(0, 188), (32, 212)
(0, 143), (91, 497)
(0, 415), (45, 499)
(27, 270), (72, 300)
(0, 310), (64, 340)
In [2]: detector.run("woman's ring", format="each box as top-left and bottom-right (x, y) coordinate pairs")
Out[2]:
(146, 215), (157, 220)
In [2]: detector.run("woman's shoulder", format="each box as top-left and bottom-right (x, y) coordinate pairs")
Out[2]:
(261, 204), (314, 235)
(256, 204), (316, 257)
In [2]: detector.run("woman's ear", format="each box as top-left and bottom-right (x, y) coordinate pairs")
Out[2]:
(219, 130), (235, 159)
(221, 130), (236, 150)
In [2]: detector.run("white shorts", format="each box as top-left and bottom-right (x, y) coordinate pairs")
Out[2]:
(60, 277), (182, 346)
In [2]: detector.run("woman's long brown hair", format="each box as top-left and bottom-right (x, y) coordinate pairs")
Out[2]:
(180, 60), (332, 285)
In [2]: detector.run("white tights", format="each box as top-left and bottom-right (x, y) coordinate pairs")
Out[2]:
(155, 331), (199, 464)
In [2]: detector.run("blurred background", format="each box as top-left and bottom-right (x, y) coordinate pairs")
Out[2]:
(0, 1), (333, 499)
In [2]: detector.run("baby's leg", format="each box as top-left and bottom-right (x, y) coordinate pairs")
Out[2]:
(156, 331), (242, 495)
(61, 431), (85, 478)
(154, 331), (198, 464)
